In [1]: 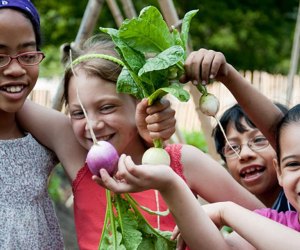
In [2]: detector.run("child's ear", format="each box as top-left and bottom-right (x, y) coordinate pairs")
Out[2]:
(273, 158), (283, 187)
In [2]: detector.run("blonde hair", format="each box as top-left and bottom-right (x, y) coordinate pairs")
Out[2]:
(63, 34), (122, 103)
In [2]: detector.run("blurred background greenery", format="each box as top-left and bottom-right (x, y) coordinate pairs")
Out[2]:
(33, 0), (299, 78)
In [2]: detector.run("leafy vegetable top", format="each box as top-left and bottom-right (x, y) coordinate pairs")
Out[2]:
(101, 6), (198, 105)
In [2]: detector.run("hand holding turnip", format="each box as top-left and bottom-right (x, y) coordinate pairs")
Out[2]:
(136, 98), (176, 145)
(181, 48), (240, 158)
(180, 48), (229, 85)
(99, 154), (176, 193)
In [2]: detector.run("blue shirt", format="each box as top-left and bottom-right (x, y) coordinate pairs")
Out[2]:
(272, 190), (295, 212)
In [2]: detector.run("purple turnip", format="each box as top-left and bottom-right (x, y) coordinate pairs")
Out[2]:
(86, 141), (119, 176)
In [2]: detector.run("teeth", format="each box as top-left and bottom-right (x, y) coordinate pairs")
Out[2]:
(97, 135), (111, 141)
(2, 86), (24, 93)
(241, 166), (264, 175)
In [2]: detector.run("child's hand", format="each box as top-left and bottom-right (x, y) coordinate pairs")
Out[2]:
(171, 226), (186, 250)
(180, 48), (229, 85)
(136, 98), (176, 145)
(93, 154), (175, 193)
(202, 202), (227, 229)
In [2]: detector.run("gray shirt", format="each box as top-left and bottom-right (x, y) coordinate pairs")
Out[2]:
(0, 133), (64, 249)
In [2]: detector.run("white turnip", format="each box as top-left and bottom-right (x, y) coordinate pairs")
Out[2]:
(197, 83), (240, 158)
(199, 93), (220, 117)
(142, 147), (171, 165)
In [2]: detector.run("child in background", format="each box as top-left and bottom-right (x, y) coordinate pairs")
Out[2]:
(0, 1), (66, 248)
(61, 35), (265, 248)
(213, 103), (294, 211)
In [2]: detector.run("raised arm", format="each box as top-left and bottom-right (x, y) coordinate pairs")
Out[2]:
(17, 100), (87, 180)
(182, 49), (284, 148)
(218, 64), (283, 148)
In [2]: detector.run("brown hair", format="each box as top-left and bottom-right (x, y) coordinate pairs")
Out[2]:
(63, 34), (122, 104)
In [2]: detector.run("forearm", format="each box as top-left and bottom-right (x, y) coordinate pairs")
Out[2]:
(182, 145), (265, 210)
(219, 65), (283, 148)
(222, 202), (300, 250)
(160, 176), (231, 250)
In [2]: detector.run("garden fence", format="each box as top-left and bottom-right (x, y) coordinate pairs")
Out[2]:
(29, 71), (300, 133)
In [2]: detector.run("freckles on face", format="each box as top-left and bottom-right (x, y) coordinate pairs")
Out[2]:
(67, 71), (139, 153)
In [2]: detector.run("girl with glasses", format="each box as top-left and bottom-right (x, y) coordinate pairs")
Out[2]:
(0, 1), (66, 248)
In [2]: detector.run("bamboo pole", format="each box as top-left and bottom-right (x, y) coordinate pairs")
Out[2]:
(52, 0), (105, 111)
(157, 0), (220, 160)
(106, 0), (124, 27)
(286, 0), (300, 105)
(120, 0), (137, 18)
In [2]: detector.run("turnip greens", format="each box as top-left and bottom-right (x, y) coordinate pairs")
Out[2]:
(96, 6), (198, 250)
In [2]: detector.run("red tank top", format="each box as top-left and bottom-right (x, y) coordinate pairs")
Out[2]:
(72, 144), (184, 250)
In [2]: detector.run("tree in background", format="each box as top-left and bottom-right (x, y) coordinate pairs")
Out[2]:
(33, 0), (299, 77)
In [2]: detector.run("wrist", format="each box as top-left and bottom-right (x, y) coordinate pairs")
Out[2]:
(159, 171), (182, 194)
(218, 64), (238, 85)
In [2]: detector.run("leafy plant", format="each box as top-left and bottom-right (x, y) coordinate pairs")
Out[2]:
(182, 130), (208, 152)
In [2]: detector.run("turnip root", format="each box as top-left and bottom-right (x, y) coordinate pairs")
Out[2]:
(199, 93), (220, 117)
(142, 147), (171, 165)
(86, 141), (119, 177)
(197, 83), (240, 158)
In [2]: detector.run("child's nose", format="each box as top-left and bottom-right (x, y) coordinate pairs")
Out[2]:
(3, 59), (26, 76)
(86, 119), (104, 131)
(239, 144), (256, 159)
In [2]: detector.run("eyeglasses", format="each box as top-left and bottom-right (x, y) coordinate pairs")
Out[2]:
(0, 51), (45, 68)
(222, 135), (270, 159)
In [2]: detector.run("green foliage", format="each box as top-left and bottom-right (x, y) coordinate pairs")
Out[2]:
(177, 0), (299, 74)
(100, 192), (176, 249)
(33, 0), (299, 76)
(182, 130), (208, 153)
(101, 6), (196, 104)
(39, 45), (64, 78)
(48, 164), (64, 202)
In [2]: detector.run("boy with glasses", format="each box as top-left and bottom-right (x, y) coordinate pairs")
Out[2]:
(213, 103), (294, 211)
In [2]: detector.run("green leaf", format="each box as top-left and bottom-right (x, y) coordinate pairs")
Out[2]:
(137, 237), (155, 250)
(138, 46), (185, 76)
(181, 9), (199, 51)
(117, 68), (145, 99)
(100, 27), (146, 74)
(148, 83), (190, 105)
(119, 6), (175, 53)
(115, 196), (143, 250)
(171, 27), (184, 48)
